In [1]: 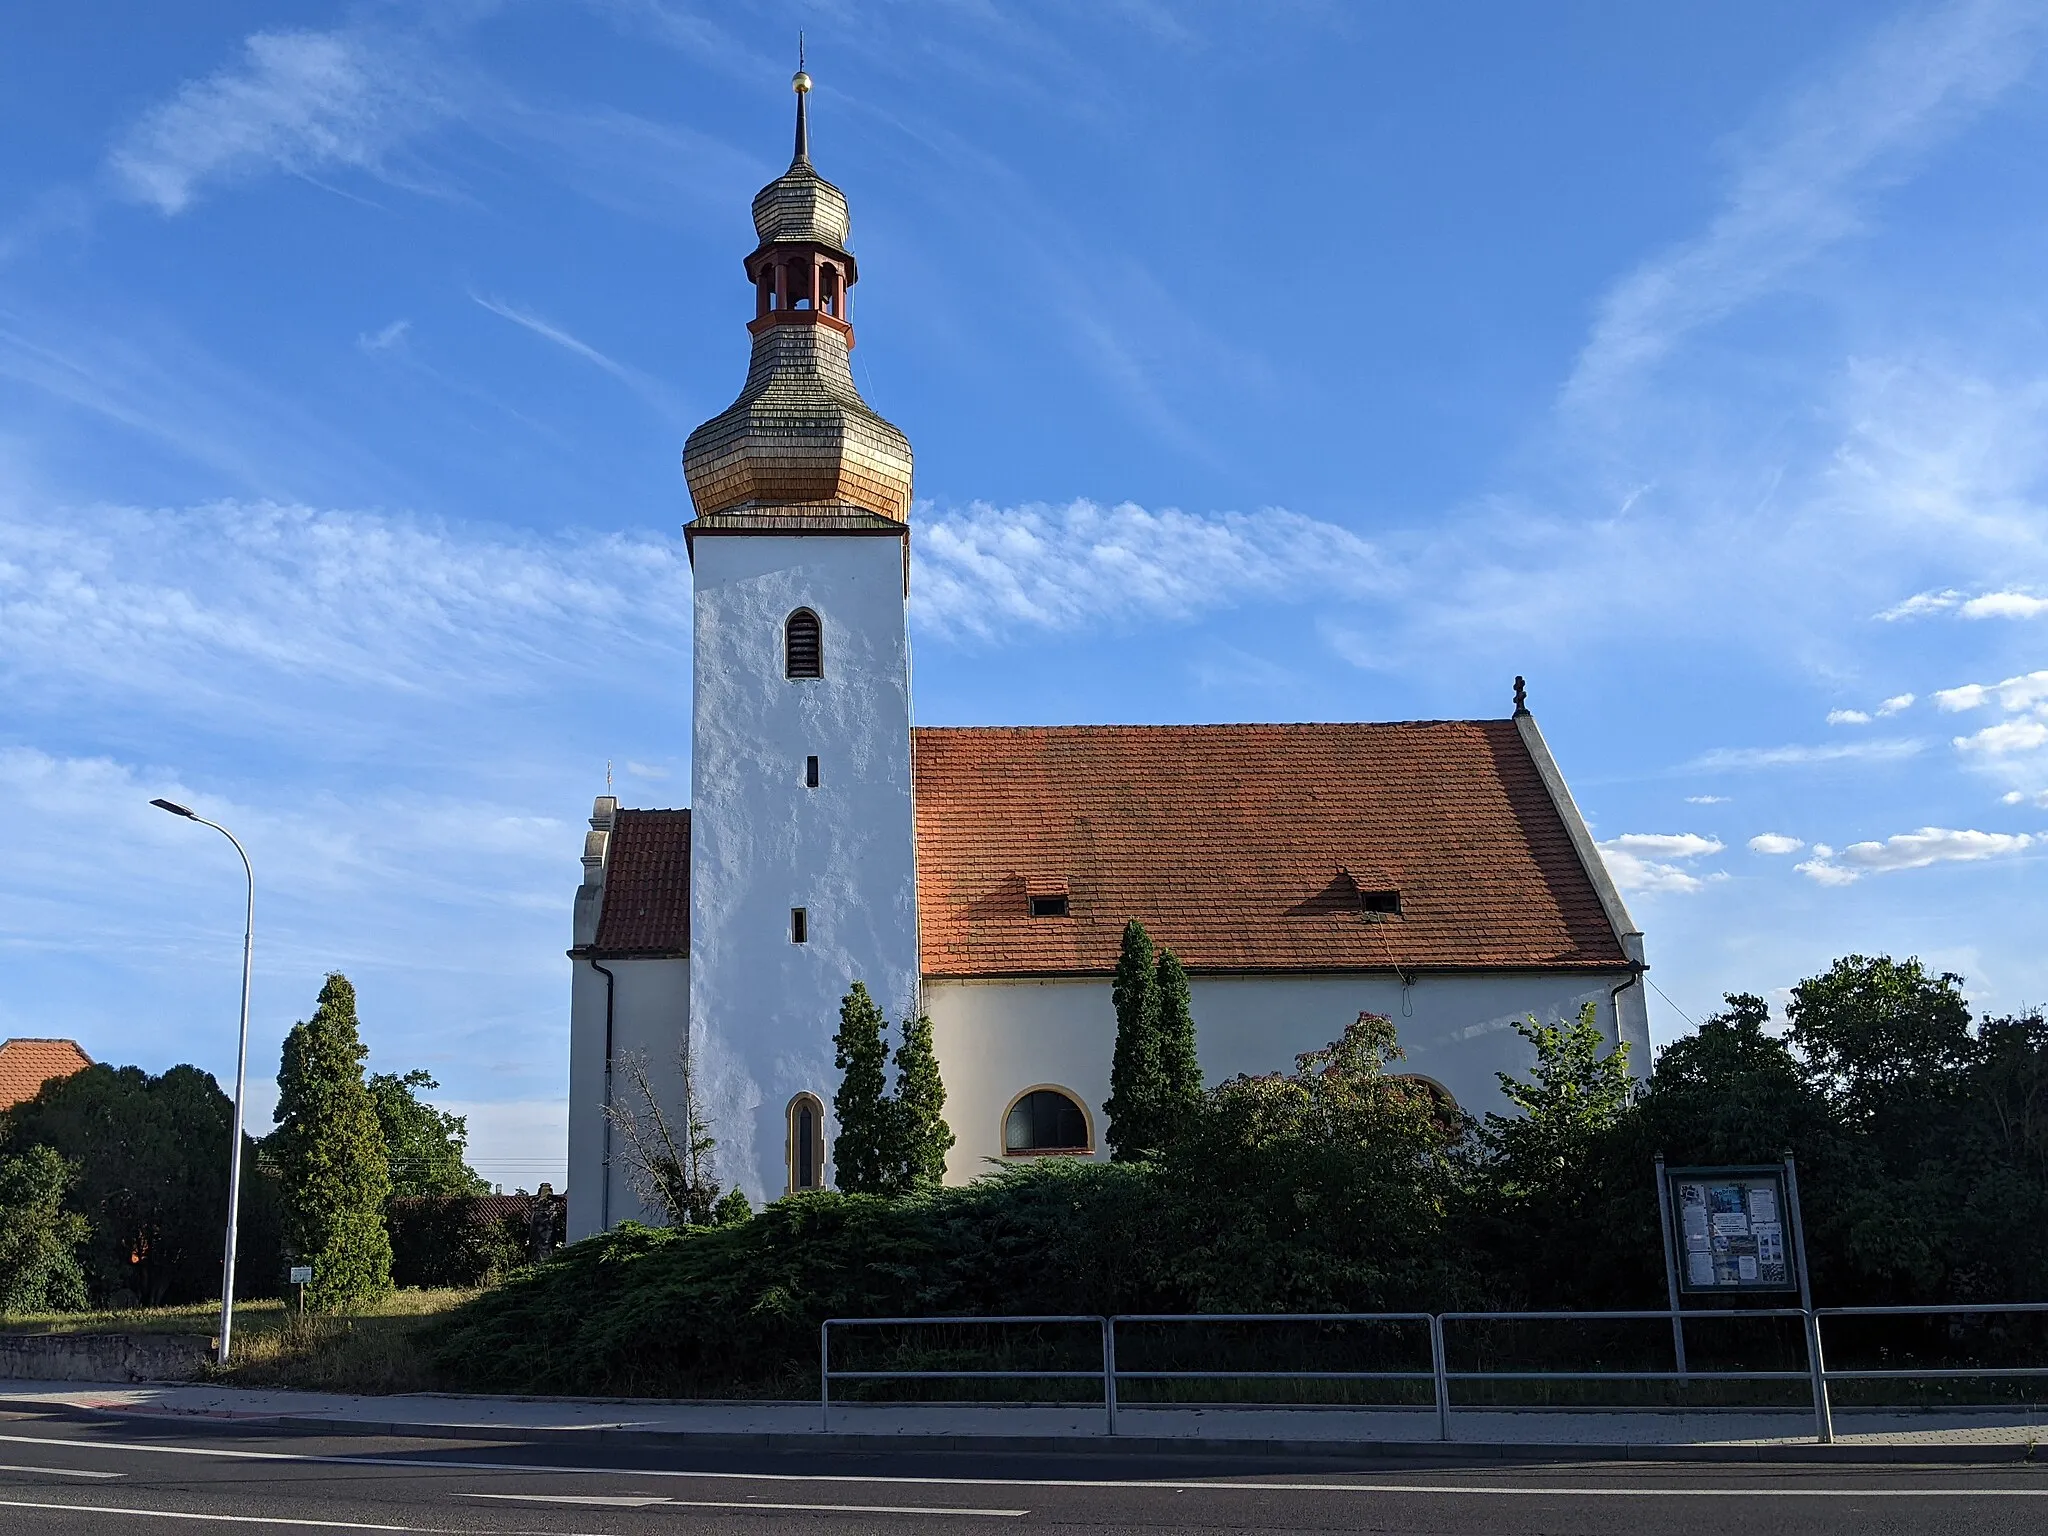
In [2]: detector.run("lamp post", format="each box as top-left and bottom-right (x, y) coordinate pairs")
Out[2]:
(151, 797), (255, 1365)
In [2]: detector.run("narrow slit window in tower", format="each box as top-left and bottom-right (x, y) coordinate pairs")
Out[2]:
(790, 907), (808, 944)
(805, 755), (820, 788)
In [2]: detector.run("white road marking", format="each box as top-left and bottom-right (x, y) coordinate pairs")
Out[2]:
(463, 1491), (1029, 1516)
(2, 1429), (2044, 1498)
(0, 1497), (475, 1531)
(0, 1462), (126, 1478)
(458, 1507), (663, 1515)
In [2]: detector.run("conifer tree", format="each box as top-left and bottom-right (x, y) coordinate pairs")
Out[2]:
(1104, 918), (1163, 1161)
(1155, 947), (1202, 1119)
(831, 981), (891, 1194)
(889, 1008), (954, 1192)
(271, 974), (392, 1309)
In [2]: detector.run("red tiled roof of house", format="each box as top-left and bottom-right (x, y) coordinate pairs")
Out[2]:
(589, 809), (691, 956)
(913, 721), (1629, 977)
(583, 722), (1630, 977)
(0, 1038), (93, 1111)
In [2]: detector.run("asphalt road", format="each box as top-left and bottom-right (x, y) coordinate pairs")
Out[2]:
(2, 1409), (2046, 1535)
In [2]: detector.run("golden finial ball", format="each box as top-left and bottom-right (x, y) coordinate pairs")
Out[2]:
(792, 70), (812, 94)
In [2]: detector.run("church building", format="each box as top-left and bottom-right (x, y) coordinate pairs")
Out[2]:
(564, 73), (1649, 1239)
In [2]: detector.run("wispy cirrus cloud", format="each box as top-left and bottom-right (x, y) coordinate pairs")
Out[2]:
(1565, 0), (2046, 409)
(468, 294), (687, 420)
(911, 499), (1385, 639)
(1687, 739), (1924, 771)
(0, 491), (690, 731)
(108, 29), (454, 215)
(1796, 826), (2037, 885)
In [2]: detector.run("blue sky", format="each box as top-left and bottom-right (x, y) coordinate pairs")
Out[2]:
(4, 1), (2046, 1188)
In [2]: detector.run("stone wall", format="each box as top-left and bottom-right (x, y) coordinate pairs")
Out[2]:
(0, 1331), (212, 1382)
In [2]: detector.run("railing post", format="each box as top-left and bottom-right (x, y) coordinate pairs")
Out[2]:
(1102, 1316), (1118, 1436)
(1430, 1314), (1451, 1442)
(1654, 1153), (1689, 1384)
(1784, 1154), (1833, 1444)
(819, 1320), (830, 1434)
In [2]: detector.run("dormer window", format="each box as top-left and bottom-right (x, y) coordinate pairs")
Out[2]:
(785, 609), (821, 678)
(1025, 876), (1070, 919)
(1360, 889), (1401, 914)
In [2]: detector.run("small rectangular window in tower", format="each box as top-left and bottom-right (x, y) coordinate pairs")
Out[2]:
(805, 754), (820, 788)
(790, 907), (808, 944)
(1028, 894), (1069, 918)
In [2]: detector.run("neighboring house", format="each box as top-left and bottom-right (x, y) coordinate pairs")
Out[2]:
(0, 1037), (93, 1112)
(564, 74), (1649, 1239)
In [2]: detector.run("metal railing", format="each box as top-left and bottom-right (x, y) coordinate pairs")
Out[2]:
(819, 1303), (2048, 1442)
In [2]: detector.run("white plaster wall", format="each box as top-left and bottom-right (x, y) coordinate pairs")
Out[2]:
(691, 533), (920, 1204)
(567, 955), (692, 1240)
(925, 970), (1646, 1184)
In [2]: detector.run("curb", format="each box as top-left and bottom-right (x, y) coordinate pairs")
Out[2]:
(3, 1396), (2038, 1466)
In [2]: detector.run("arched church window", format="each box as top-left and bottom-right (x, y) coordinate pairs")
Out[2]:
(1002, 1087), (1091, 1157)
(785, 609), (822, 678)
(788, 1092), (826, 1192)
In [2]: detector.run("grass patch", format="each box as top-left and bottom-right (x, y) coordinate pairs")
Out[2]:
(208, 1288), (481, 1395)
(5, 1289), (480, 1396)
(3, 1299), (285, 1338)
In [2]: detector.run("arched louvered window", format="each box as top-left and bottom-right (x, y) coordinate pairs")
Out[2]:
(785, 609), (822, 679)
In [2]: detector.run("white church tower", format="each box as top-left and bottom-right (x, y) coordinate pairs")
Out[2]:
(680, 68), (921, 1203)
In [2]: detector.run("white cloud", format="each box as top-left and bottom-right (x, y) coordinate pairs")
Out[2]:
(1933, 670), (2048, 713)
(1794, 823), (2031, 884)
(1827, 709), (1872, 725)
(0, 493), (691, 728)
(357, 319), (410, 353)
(1879, 693), (1916, 714)
(1749, 833), (1805, 855)
(1955, 719), (2048, 756)
(2003, 790), (2048, 807)
(1796, 826), (2037, 883)
(1960, 590), (2048, 618)
(1684, 794), (1730, 804)
(1688, 739), (1923, 770)
(1597, 833), (1725, 894)
(911, 498), (1384, 638)
(1564, 0), (2045, 407)
(108, 29), (450, 215)
(624, 761), (670, 780)
(1877, 588), (1964, 620)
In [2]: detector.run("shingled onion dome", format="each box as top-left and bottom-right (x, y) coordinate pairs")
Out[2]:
(683, 69), (913, 528)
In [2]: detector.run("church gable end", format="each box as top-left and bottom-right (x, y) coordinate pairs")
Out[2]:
(588, 809), (692, 957)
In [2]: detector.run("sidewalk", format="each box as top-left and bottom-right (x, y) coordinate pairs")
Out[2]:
(2, 1379), (2042, 1461)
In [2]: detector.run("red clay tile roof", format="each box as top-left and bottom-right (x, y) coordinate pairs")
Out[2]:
(912, 722), (1629, 977)
(0, 1038), (93, 1111)
(589, 810), (691, 956)
(585, 723), (1629, 977)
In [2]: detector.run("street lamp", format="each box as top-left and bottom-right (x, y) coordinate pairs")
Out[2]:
(152, 797), (255, 1365)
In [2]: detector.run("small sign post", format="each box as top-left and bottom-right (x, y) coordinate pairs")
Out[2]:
(289, 1264), (313, 1316)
